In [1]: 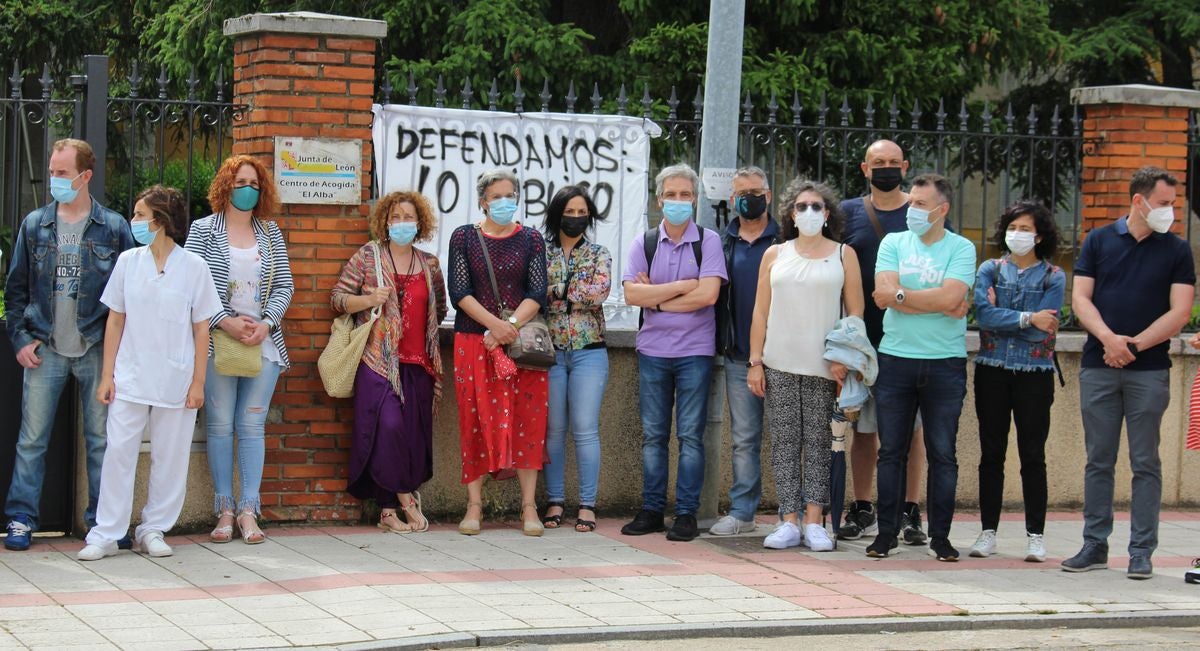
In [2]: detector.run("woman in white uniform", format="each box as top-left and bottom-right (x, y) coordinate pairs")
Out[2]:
(78, 185), (222, 561)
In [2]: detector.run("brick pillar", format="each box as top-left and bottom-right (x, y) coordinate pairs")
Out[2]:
(223, 12), (386, 522)
(1072, 84), (1200, 235)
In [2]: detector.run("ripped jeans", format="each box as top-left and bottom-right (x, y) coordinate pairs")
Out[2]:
(203, 358), (283, 515)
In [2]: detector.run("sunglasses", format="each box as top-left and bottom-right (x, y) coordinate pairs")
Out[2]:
(792, 202), (825, 212)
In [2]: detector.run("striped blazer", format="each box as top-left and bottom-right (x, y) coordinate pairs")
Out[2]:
(185, 213), (294, 370)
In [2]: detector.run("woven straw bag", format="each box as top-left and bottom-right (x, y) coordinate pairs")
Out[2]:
(318, 242), (384, 398)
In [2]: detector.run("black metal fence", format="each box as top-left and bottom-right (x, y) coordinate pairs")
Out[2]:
(377, 75), (1088, 270)
(1, 55), (241, 277)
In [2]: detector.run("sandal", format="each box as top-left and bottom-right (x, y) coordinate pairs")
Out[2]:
(400, 491), (429, 533)
(541, 501), (565, 529)
(209, 510), (235, 543)
(575, 505), (597, 533)
(378, 509), (413, 534)
(522, 502), (544, 537)
(459, 501), (483, 536)
(236, 511), (267, 545)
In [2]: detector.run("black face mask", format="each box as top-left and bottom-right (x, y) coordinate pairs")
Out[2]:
(560, 216), (590, 238)
(869, 166), (903, 192)
(735, 194), (768, 220)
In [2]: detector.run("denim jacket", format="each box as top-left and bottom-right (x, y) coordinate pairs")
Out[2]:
(4, 199), (134, 351)
(974, 256), (1065, 372)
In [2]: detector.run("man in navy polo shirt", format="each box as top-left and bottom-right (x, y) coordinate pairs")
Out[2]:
(1063, 166), (1195, 580)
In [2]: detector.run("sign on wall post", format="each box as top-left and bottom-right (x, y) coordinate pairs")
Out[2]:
(274, 136), (361, 204)
(372, 105), (661, 330)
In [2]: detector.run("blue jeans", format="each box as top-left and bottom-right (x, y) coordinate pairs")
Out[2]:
(724, 359), (764, 520)
(874, 353), (966, 540)
(545, 348), (609, 506)
(5, 345), (106, 529)
(204, 358), (283, 515)
(1079, 367), (1168, 556)
(637, 353), (713, 515)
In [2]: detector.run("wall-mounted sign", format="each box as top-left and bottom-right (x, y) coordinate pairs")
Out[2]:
(274, 136), (361, 204)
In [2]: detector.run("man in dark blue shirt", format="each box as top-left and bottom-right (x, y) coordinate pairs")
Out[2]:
(1063, 166), (1195, 580)
(711, 166), (781, 536)
(836, 139), (953, 547)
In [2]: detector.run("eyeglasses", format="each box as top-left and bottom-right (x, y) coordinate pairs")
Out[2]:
(792, 202), (825, 212)
(734, 189), (767, 198)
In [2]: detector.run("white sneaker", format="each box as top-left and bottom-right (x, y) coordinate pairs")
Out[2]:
(763, 521), (802, 549)
(709, 515), (757, 536)
(137, 531), (173, 557)
(1025, 533), (1046, 563)
(803, 524), (834, 552)
(970, 529), (997, 557)
(77, 542), (117, 561)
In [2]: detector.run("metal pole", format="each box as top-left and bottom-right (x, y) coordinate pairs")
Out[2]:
(82, 55), (108, 207)
(696, 0), (745, 527)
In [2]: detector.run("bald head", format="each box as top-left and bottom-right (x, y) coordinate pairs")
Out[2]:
(864, 139), (904, 164)
(860, 139), (909, 194)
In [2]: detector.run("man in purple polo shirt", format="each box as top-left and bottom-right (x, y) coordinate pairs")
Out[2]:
(620, 163), (728, 542)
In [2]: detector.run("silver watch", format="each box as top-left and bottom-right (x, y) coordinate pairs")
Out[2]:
(895, 289), (906, 305)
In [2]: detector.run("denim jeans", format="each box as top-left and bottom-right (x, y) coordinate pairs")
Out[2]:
(874, 353), (966, 540)
(637, 353), (713, 515)
(203, 358), (283, 515)
(5, 345), (106, 529)
(545, 348), (609, 507)
(723, 359), (764, 520)
(1079, 367), (1168, 556)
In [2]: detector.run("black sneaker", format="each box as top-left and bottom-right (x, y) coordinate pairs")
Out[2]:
(930, 537), (959, 562)
(838, 501), (877, 541)
(621, 509), (665, 536)
(1061, 542), (1108, 572)
(666, 514), (699, 542)
(1185, 558), (1199, 584)
(1127, 554), (1153, 580)
(900, 502), (928, 546)
(865, 534), (898, 558)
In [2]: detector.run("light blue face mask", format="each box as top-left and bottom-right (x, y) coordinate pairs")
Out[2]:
(131, 220), (158, 246)
(906, 205), (941, 237)
(487, 197), (519, 225)
(662, 200), (694, 226)
(231, 185), (260, 212)
(50, 172), (83, 204)
(388, 222), (419, 245)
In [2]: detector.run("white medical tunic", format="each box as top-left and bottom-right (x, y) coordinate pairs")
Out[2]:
(100, 245), (222, 408)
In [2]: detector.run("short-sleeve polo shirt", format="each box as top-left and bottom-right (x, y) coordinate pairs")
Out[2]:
(1074, 216), (1196, 371)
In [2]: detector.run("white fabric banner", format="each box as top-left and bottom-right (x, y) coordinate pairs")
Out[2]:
(372, 104), (661, 330)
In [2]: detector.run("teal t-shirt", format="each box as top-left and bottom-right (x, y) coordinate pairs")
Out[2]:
(876, 229), (976, 359)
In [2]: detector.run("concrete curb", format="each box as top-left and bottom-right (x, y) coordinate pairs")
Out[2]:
(301, 609), (1200, 650)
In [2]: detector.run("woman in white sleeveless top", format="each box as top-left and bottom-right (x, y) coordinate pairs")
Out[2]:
(747, 179), (864, 552)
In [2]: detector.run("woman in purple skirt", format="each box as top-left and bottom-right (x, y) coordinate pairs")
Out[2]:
(331, 191), (447, 532)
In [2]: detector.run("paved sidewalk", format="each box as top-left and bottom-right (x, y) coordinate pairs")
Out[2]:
(0, 511), (1197, 650)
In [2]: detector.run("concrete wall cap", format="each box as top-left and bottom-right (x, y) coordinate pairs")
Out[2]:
(1070, 84), (1200, 109)
(223, 11), (387, 39)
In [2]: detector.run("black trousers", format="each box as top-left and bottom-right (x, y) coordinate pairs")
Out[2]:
(973, 363), (1054, 534)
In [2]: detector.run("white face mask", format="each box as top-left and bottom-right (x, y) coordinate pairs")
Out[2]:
(794, 207), (825, 237)
(1005, 230), (1037, 256)
(1143, 200), (1174, 234)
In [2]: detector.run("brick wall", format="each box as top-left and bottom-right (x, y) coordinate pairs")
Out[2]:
(229, 27), (378, 522)
(1079, 103), (1190, 235)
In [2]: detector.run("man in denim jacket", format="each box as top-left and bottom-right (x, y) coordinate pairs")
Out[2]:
(4, 138), (134, 550)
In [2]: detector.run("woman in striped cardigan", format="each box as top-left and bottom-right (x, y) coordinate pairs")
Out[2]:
(186, 155), (294, 544)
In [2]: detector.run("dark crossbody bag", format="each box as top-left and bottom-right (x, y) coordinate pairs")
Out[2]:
(473, 225), (556, 370)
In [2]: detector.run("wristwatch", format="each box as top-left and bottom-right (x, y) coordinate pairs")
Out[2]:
(894, 289), (906, 305)
(507, 315), (520, 327)
(746, 359), (763, 368)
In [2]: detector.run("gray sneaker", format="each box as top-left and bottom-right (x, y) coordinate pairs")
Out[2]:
(1061, 542), (1108, 573)
(708, 515), (756, 536)
(1127, 554), (1153, 580)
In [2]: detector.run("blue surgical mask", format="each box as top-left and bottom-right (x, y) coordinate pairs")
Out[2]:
(487, 197), (519, 225)
(906, 205), (940, 237)
(231, 185), (260, 212)
(50, 172), (83, 204)
(388, 222), (419, 245)
(131, 220), (158, 246)
(662, 200), (693, 226)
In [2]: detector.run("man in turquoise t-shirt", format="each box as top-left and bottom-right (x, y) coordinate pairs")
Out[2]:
(866, 173), (975, 562)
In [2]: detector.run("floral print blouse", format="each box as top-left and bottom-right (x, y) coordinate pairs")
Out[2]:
(545, 241), (612, 350)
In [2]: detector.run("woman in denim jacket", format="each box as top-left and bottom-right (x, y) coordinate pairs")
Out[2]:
(970, 201), (1065, 563)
